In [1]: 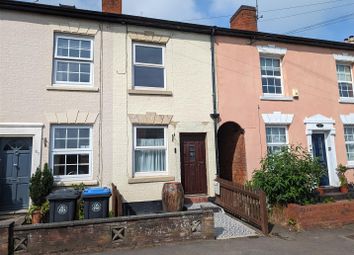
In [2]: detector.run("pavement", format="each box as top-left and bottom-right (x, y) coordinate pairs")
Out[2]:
(89, 224), (354, 255)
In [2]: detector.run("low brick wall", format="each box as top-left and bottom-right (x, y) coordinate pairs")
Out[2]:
(7, 209), (213, 254)
(272, 200), (354, 230)
(0, 220), (14, 255)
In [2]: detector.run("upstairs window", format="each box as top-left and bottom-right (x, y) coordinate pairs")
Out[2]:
(133, 43), (165, 89)
(337, 64), (353, 98)
(344, 126), (354, 164)
(260, 57), (282, 95)
(54, 35), (93, 85)
(266, 126), (288, 154)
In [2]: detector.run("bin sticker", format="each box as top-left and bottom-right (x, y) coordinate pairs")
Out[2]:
(57, 203), (68, 215)
(91, 202), (102, 212)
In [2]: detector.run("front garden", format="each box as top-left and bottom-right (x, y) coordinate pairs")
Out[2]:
(249, 145), (354, 230)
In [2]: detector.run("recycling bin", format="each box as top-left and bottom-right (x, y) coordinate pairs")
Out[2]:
(47, 189), (81, 222)
(82, 187), (111, 219)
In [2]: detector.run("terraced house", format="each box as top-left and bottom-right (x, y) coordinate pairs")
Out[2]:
(1, 0), (354, 215)
(216, 6), (354, 187)
(0, 0), (217, 213)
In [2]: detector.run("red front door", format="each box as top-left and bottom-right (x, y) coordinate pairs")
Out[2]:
(180, 133), (207, 195)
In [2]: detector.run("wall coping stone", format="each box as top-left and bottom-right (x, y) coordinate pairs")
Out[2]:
(14, 209), (212, 231)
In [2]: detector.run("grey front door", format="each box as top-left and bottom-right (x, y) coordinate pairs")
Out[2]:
(311, 134), (330, 186)
(0, 138), (32, 211)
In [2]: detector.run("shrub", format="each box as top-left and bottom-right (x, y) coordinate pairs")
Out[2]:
(252, 145), (325, 206)
(29, 163), (54, 207)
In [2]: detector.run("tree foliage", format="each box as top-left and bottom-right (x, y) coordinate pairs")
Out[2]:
(252, 145), (325, 206)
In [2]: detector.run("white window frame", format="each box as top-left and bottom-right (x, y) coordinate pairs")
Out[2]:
(265, 125), (289, 154)
(344, 125), (354, 166)
(132, 42), (166, 90)
(53, 34), (94, 86)
(133, 126), (168, 176)
(50, 125), (93, 181)
(260, 56), (284, 97)
(336, 63), (354, 99)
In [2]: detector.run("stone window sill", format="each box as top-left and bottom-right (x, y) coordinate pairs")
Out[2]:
(339, 98), (354, 104)
(47, 86), (99, 92)
(54, 180), (99, 187)
(128, 89), (173, 96)
(128, 176), (175, 184)
(260, 95), (293, 101)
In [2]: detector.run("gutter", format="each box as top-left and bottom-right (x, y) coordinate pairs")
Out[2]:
(210, 27), (220, 176)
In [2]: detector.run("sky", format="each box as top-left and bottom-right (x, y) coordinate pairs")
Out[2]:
(18, 0), (354, 42)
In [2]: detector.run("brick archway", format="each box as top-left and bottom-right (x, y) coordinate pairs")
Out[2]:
(218, 122), (247, 184)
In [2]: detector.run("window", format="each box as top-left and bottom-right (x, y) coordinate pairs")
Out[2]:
(134, 126), (167, 174)
(266, 126), (288, 154)
(344, 126), (354, 164)
(133, 43), (165, 89)
(54, 35), (93, 85)
(51, 126), (92, 178)
(260, 57), (282, 95)
(337, 64), (353, 98)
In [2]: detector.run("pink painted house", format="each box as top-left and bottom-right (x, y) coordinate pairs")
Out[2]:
(215, 6), (354, 187)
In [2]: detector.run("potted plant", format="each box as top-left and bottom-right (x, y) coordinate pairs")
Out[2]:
(337, 164), (349, 193)
(29, 163), (54, 224)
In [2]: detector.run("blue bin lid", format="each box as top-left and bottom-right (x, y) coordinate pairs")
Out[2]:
(83, 187), (111, 197)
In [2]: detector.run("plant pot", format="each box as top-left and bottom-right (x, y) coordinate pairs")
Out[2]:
(31, 209), (42, 224)
(162, 182), (184, 212)
(316, 187), (325, 195)
(340, 186), (349, 193)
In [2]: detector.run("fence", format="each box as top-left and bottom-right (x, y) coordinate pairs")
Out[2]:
(215, 177), (268, 235)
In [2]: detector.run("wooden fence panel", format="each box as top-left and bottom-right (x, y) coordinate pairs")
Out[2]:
(111, 183), (123, 217)
(215, 177), (268, 235)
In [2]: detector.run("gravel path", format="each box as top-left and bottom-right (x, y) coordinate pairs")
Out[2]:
(185, 202), (258, 239)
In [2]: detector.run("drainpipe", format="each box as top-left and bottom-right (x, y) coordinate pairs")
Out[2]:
(210, 26), (220, 176)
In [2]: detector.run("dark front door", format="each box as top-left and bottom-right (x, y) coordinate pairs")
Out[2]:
(180, 133), (207, 195)
(0, 138), (32, 211)
(311, 134), (329, 186)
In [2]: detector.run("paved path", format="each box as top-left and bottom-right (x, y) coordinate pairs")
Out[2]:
(90, 224), (354, 255)
(185, 202), (258, 239)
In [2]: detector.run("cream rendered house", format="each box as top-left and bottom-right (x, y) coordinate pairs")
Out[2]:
(0, 0), (217, 213)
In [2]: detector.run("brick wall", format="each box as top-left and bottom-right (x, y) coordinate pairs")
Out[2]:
(0, 220), (14, 255)
(9, 209), (214, 254)
(272, 201), (354, 230)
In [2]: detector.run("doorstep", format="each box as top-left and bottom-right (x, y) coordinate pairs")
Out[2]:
(184, 194), (210, 204)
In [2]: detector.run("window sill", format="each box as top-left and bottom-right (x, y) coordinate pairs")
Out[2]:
(128, 89), (173, 96)
(260, 95), (293, 101)
(54, 179), (99, 187)
(47, 86), (99, 92)
(128, 176), (175, 184)
(339, 98), (354, 104)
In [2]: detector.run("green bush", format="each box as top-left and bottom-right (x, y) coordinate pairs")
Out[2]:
(29, 163), (54, 207)
(252, 145), (325, 206)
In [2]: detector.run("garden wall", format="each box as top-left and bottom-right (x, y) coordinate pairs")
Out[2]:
(2, 209), (214, 254)
(272, 200), (354, 230)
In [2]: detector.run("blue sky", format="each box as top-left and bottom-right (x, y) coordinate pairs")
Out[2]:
(20, 0), (354, 42)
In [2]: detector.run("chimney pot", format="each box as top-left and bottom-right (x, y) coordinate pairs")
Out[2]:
(102, 0), (122, 14)
(230, 5), (257, 32)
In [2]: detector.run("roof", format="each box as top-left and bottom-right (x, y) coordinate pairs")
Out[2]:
(1, 0), (354, 51)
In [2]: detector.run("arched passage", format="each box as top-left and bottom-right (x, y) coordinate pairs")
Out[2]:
(218, 122), (247, 184)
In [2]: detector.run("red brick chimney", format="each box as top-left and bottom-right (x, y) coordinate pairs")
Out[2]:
(230, 5), (258, 31)
(102, 0), (122, 14)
